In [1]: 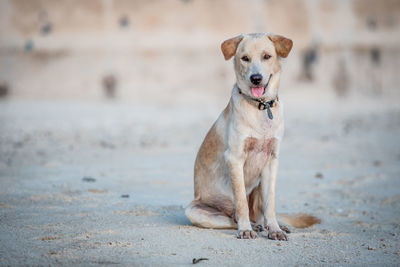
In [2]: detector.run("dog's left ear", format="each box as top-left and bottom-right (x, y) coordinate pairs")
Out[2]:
(221, 35), (244, 60)
(268, 35), (293, 58)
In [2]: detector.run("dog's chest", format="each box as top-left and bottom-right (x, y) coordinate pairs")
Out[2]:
(243, 137), (275, 191)
(244, 137), (274, 156)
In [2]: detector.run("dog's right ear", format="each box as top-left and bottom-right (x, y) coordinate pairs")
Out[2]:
(221, 35), (244, 60)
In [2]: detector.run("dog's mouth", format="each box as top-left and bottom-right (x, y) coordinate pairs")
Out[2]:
(249, 74), (272, 98)
(250, 87), (265, 98)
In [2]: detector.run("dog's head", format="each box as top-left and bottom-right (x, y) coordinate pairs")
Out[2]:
(221, 33), (292, 99)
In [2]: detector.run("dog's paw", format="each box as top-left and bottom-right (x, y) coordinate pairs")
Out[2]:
(237, 229), (258, 239)
(279, 224), (291, 233)
(252, 224), (265, 233)
(267, 230), (288, 241)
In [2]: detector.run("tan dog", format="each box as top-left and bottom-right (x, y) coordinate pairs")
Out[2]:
(185, 33), (320, 240)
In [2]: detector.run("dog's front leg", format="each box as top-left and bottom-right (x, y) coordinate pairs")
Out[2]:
(225, 151), (257, 239)
(260, 139), (288, 241)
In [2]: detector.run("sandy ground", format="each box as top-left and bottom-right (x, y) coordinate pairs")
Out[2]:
(0, 87), (400, 266)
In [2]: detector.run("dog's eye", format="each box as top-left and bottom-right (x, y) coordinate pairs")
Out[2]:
(263, 54), (271, 60)
(241, 56), (250, 62)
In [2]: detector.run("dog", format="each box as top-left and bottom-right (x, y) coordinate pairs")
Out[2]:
(185, 33), (320, 240)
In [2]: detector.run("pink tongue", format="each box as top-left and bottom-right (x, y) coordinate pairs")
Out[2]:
(251, 87), (264, 97)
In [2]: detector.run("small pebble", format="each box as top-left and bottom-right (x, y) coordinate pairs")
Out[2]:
(121, 194), (130, 198)
(315, 172), (324, 179)
(373, 160), (382, 167)
(82, 177), (96, 183)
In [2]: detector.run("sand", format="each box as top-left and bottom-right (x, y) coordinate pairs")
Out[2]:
(0, 87), (399, 266)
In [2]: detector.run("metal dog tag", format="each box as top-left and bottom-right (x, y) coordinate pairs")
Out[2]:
(266, 104), (273, 120)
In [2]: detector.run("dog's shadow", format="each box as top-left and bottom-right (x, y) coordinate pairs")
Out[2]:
(158, 205), (192, 226)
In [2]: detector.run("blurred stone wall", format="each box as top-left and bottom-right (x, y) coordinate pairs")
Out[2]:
(0, 0), (399, 101)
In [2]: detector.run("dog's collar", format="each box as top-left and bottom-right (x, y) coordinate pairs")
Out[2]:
(237, 86), (277, 120)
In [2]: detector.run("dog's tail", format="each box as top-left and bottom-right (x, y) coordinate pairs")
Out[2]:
(278, 213), (321, 228)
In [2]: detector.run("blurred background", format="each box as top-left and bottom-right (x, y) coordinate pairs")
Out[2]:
(1, 1), (400, 265)
(1, 0), (400, 103)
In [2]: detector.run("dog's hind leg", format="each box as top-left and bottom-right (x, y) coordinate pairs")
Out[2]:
(185, 201), (236, 229)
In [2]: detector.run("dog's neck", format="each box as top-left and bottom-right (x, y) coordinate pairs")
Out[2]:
(236, 84), (278, 120)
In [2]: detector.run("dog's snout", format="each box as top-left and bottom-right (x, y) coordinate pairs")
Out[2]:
(250, 74), (263, 85)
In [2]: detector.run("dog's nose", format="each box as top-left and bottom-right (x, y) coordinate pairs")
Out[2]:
(250, 74), (263, 85)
